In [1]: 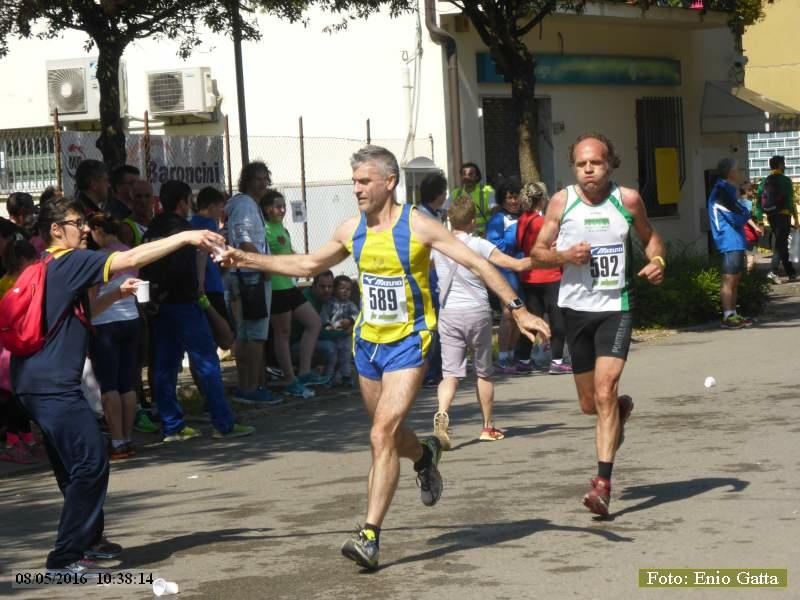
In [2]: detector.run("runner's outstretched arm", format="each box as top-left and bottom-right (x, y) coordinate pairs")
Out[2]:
(219, 218), (357, 278)
(412, 212), (550, 342)
(622, 188), (665, 285)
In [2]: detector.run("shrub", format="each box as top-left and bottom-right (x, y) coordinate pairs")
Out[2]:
(630, 244), (771, 328)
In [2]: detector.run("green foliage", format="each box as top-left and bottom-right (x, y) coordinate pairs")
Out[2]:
(631, 245), (772, 328)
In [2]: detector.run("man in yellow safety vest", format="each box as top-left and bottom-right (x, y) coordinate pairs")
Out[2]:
(449, 162), (496, 236)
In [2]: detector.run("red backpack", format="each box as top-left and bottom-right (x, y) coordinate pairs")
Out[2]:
(0, 250), (89, 357)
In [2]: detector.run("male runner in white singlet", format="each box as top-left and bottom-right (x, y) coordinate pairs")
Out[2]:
(532, 133), (665, 516)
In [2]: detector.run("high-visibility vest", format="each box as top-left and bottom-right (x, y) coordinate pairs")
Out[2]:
(450, 184), (495, 235)
(122, 218), (145, 247)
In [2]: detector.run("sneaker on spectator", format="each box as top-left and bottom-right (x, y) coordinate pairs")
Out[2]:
(495, 361), (517, 375)
(766, 272), (779, 283)
(298, 371), (331, 387)
(212, 423), (255, 439)
(109, 445), (130, 461)
(234, 388), (284, 405)
(0, 442), (37, 464)
(548, 361), (573, 375)
(84, 536), (122, 560)
(285, 379), (315, 399)
(47, 559), (102, 580)
(515, 360), (534, 374)
(721, 315), (748, 329)
(163, 426), (201, 443)
(134, 409), (159, 433)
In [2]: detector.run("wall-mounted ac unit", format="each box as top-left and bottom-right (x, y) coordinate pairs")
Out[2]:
(46, 57), (128, 123)
(147, 67), (218, 119)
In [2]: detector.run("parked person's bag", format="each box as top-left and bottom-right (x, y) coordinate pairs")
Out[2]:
(236, 270), (268, 320)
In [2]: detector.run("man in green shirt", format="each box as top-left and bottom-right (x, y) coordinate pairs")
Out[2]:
(449, 162), (495, 236)
(755, 155), (797, 281)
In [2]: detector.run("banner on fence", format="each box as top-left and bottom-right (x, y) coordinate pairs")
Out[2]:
(61, 132), (225, 196)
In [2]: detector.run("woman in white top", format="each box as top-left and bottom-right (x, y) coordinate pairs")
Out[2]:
(88, 214), (142, 460)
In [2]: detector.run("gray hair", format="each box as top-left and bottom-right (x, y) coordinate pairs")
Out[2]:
(350, 145), (400, 181)
(717, 158), (738, 179)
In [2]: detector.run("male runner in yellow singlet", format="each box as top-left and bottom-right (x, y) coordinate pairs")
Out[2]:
(221, 146), (549, 570)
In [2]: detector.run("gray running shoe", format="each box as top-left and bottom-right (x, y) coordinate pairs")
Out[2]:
(417, 436), (443, 506)
(340, 527), (379, 570)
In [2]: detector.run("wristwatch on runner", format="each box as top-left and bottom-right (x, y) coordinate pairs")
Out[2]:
(506, 297), (525, 311)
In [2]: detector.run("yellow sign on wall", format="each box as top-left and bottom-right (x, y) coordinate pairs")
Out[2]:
(654, 147), (680, 205)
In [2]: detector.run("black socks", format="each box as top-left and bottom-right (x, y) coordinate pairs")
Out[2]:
(598, 461), (614, 481)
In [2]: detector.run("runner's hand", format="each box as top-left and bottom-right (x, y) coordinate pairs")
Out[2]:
(182, 229), (226, 252)
(638, 260), (664, 285)
(218, 247), (246, 268)
(513, 309), (551, 343)
(564, 241), (591, 265)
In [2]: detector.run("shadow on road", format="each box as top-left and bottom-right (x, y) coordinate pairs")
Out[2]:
(384, 518), (633, 569)
(605, 477), (750, 521)
(118, 527), (276, 569)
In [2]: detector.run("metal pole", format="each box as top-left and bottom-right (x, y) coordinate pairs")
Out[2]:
(366, 118), (371, 145)
(143, 110), (151, 181)
(429, 133), (434, 162)
(232, 1), (249, 165)
(224, 115), (233, 196)
(299, 116), (309, 255)
(53, 108), (62, 192)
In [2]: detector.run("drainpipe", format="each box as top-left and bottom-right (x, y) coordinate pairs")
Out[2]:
(424, 0), (462, 182)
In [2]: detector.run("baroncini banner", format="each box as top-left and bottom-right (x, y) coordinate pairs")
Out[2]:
(61, 132), (224, 196)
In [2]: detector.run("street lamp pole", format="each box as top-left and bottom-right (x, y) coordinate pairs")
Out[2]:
(232, 0), (249, 165)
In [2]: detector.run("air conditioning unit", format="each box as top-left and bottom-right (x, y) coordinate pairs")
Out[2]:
(147, 67), (218, 119)
(45, 57), (128, 123)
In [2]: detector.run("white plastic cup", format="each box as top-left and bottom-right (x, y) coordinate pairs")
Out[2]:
(211, 243), (226, 262)
(704, 376), (717, 388)
(153, 578), (179, 596)
(134, 280), (150, 303)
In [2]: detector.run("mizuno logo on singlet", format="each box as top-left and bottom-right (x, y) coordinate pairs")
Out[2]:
(363, 276), (403, 288)
(591, 244), (624, 256)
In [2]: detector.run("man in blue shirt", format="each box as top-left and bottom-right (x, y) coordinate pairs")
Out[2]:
(11, 196), (227, 576)
(143, 181), (255, 442)
(708, 158), (762, 329)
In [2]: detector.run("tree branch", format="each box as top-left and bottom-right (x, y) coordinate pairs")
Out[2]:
(515, 0), (556, 38)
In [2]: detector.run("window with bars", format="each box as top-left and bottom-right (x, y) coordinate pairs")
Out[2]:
(0, 131), (58, 193)
(635, 97), (685, 218)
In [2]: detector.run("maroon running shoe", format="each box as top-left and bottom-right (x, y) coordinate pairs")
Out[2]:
(583, 477), (611, 516)
(617, 395), (634, 450)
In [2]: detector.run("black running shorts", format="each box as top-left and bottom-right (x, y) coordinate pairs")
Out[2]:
(562, 309), (633, 375)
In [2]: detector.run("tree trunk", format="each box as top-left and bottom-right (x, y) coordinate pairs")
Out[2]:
(509, 53), (541, 183)
(94, 40), (127, 170)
